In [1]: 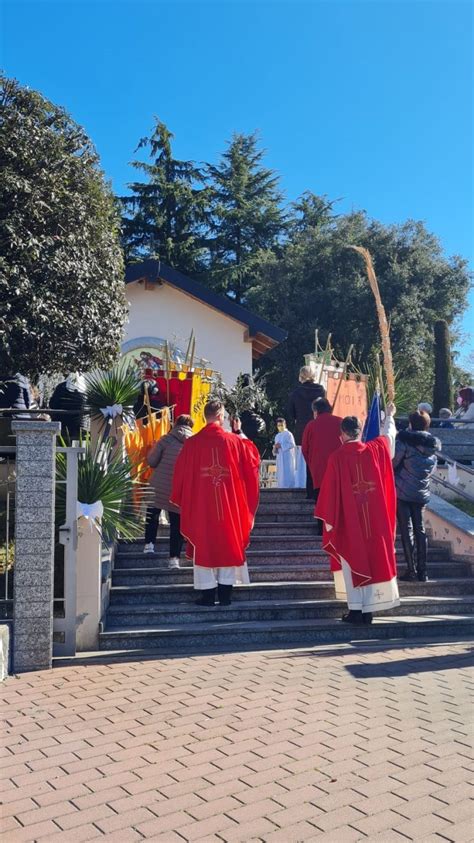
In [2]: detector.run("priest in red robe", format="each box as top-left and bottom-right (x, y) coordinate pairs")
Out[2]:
(315, 402), (400, 624)
(301, 397), (342, 528)
(170, 400), (260, 607)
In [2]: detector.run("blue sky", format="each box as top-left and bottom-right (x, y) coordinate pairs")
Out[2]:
(2, 0), (473, 366)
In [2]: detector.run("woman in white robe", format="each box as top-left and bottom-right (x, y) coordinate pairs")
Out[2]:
(273, 419), (296, 488)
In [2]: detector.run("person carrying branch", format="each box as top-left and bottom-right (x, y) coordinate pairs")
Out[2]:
(315, 402), (400, 624)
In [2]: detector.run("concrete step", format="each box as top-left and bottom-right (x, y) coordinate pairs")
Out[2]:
(111, 560), (471, 586)
(114, 548), (453, 570)
(256, 502), (315, 515)
(105, 596), (474, 628)
(259, 489), (309, 499)
(116, 531), (449, 560)
(108, 578), (474, 606)
(113, 567), (334, 585)
(99, 614), (474, 652)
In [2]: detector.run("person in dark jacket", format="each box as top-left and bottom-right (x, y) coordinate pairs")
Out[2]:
(287, 365), (326, 495)
(144, 414), (194, 567)
(0, 373), (37, 447)
(0, 373), (35, 413)
(393, 410), (440, 582)
(49, 373), (89, 440)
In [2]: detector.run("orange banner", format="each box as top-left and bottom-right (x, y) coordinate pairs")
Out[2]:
(326, 373), (368, 427)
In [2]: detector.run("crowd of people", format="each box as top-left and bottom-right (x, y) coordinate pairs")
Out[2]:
(1, 368), (466, 620)
(142, 361), (462, 620)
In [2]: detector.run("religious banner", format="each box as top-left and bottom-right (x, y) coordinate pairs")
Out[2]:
(326, 372), (368, 427)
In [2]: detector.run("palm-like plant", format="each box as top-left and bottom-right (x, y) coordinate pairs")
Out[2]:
(85, 363), (142, 428)
(56, 437), (151, 543)
(210, 372), (270, 418)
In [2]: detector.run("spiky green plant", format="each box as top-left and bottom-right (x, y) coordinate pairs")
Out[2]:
(56, 437), (151, 543)
(85, 363), (142, 427)
(209, 372), (270, 417)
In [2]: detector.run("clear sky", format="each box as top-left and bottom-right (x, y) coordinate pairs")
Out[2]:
(2, 0), (473, 367)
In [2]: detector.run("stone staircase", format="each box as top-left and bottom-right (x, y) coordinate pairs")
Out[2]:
(99, 489), (474, 653)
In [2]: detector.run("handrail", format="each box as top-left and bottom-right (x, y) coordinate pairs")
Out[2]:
(0, 408), (80, 415)
(0, 446), (86, 454)
(436, 451), (474, 476)
(431, 474), (474, 504)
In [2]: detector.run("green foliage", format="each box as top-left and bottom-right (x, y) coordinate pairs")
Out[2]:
(0, 75), (126, 379)
(433, 320), (453, 413)
(249, 210), (470, 414)
(85, 363), (142, 426)
(56, 438), (151, 543)
(121, 119), (208, 273)
(205, 132), (287, 303)
(209, 372), (270, 417)
(451, 498), (474, 518)
(356, 355), (422, 416)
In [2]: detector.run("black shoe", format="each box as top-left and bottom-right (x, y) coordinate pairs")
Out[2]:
(195, 588), (216, 606)
(217, 583), (233, 606)
(399, 572), (417, 582)
(342, 610), (363, 624)
(362, 612), (373, 624)
(417, 571), (428, 582)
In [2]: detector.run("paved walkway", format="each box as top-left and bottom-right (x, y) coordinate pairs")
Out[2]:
(1, 640), (473, 842)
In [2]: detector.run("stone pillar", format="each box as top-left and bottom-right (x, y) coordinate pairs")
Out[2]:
(12, 421), (61, 672)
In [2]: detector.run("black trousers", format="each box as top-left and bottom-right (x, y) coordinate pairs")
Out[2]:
(397, 500), (427, 575)
(306, 466), (317, 500)
(145, 508), (184, 557)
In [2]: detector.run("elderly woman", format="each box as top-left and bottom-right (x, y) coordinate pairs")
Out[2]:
(287, 364), (326, 495)
(144, 414), (194, 567)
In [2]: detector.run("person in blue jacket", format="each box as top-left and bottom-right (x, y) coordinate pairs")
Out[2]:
(393, 410), (440, 582)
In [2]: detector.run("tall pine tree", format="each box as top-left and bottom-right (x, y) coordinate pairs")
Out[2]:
(205, 132), (286, 303)
(121, 119), (207, 273)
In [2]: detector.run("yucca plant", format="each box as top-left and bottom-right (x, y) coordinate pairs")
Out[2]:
(56, 436), (152, 543)
(85, 363), (142, 428)
(210, 372), (270, 417)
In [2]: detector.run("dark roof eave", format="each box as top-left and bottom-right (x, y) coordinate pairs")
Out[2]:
(124, 260), (287, 346)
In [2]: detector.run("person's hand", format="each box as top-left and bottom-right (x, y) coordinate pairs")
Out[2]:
(231, 417), (242, 432)
(386, 401), (396, 417)
(274, 443), (281, 451)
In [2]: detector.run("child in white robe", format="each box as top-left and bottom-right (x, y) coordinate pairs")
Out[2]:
(273, 418), (296, 488)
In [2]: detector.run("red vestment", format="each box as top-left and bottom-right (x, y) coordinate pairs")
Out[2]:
(170, 423), (260, 567)
(315, 437), (397, 590)
(301, 413), (343, 489)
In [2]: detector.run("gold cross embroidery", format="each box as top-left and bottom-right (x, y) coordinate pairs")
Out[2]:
(352, 464), (376, 538)
(202, 449), (231, 520)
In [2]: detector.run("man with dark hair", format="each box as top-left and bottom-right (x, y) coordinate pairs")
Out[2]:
(171, 400), (260, 606)
(316, 403), (400, 624)
(393, 410), (440, 582)
(301, 398), (342, 523)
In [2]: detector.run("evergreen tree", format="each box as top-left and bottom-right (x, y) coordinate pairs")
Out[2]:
(289, 191), (336, 234)
(433, 320), (453, 413)
(205, 132), (286, 303)
(121, 119), (207, 273)
(249, 211), (470, 413)
(0, 75), (126, 378)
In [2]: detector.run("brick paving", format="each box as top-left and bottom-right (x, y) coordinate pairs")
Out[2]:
(1, 640), (473, 842)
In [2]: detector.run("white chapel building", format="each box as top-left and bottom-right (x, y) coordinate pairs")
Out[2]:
(122, 260), (286, 385)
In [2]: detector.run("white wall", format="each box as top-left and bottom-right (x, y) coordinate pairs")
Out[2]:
(124, 282), (253, 386)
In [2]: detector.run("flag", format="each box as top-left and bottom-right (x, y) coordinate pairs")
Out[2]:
(363, 392), (381, 442)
